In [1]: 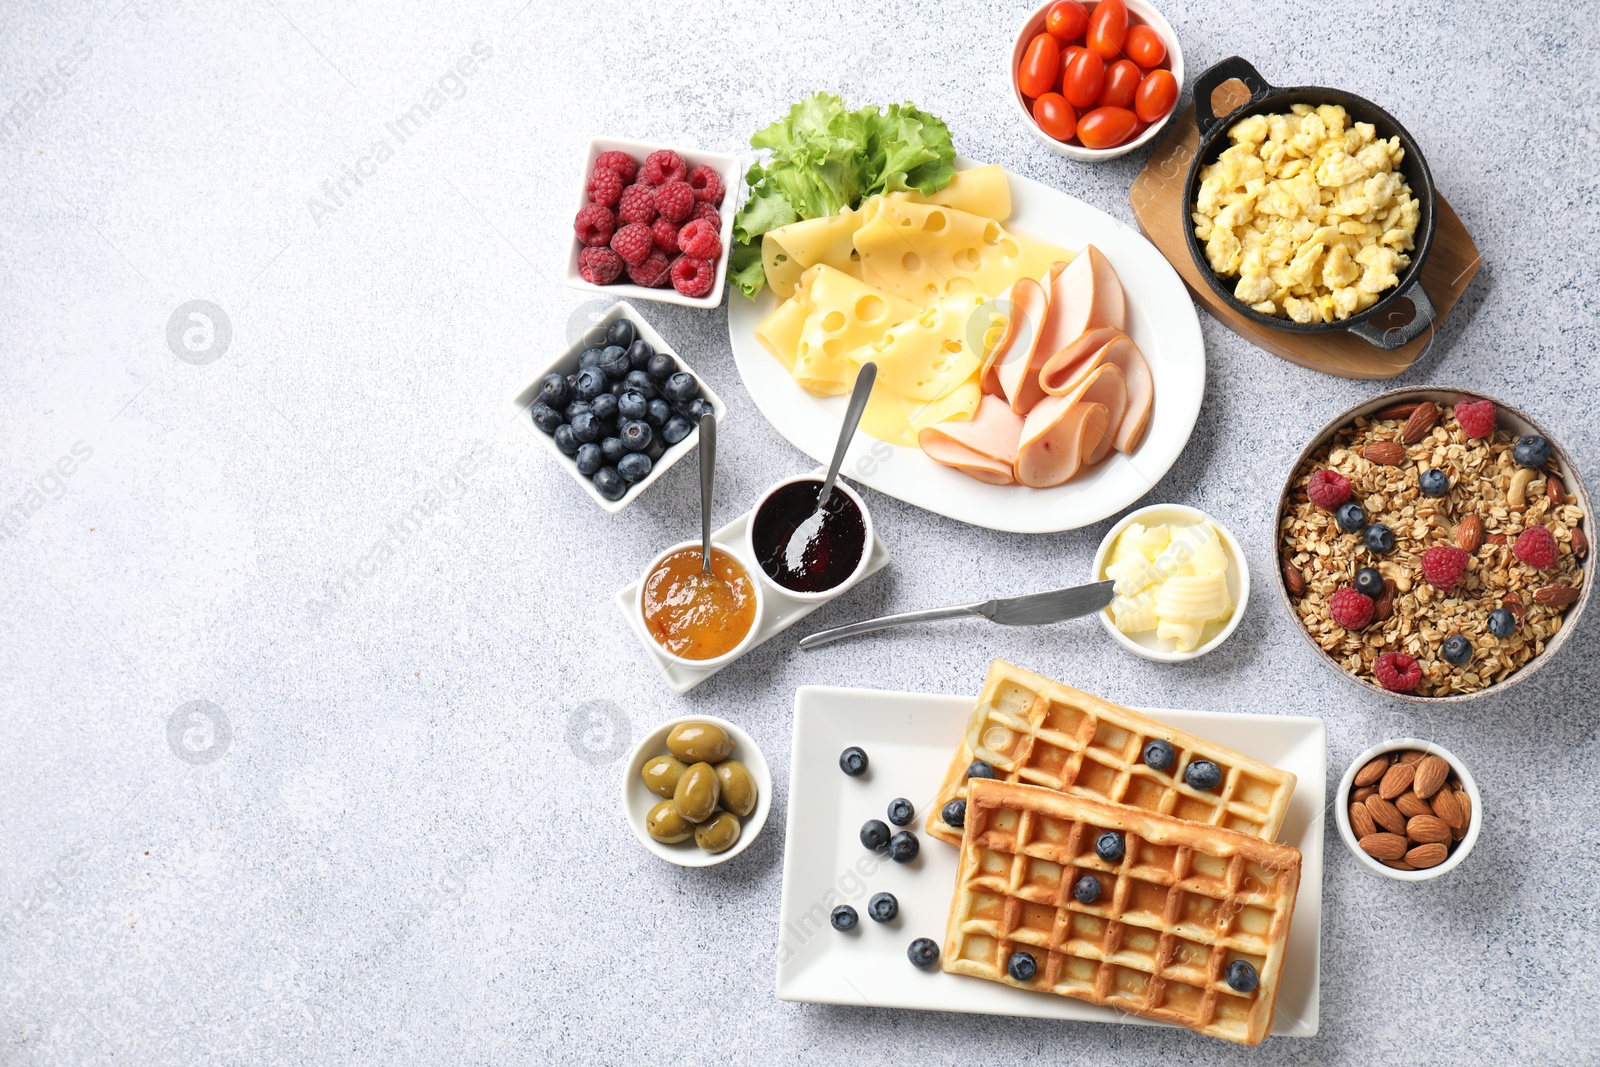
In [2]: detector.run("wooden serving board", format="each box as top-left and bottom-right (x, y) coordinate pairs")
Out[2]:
(1129, 82), (1482, 380)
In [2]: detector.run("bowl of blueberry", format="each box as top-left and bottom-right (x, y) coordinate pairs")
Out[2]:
(516, 301), (725, 512)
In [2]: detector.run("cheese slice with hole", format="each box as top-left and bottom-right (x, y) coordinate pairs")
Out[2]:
(853, 200), (1072, 305)
(761, 204), (870, 301)
(849, 291), (994, 402)
(858, 377), (981, 448)
(789, 265), (917, 395)
(894, 165), (1013, 221)
(755, 294), (811, 372)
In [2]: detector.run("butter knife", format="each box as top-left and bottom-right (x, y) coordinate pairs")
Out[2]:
(798, 579), (1117, 650)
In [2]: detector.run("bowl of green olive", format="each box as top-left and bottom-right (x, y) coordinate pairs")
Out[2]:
(623, 715), (772, 867)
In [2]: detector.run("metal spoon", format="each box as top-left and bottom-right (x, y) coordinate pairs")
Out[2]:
(698, 411), (717, 573)
(781, 363), (875, 573)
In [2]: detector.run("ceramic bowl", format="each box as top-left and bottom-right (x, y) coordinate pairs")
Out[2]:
(633, 539), (765, 671)
(745, 474), (876, 604)
(1333, 737), (1481, 882)
(621, 714), (773, 867)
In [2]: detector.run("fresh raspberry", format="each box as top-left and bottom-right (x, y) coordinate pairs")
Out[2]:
(670, 255), (717, 298)
(642, 149), (687, 185)
(573, 203), (615, 247)
(691, 202), (721, 227)
(609, 222), (654, 266)
(650, 217), (679, 254)
(686, 164), (725, 205)
(586, 167), (624, 207)
(677, 218), (721, 260)
(593, 151), (638, 183)
(1454, 399), (1496, 439)
(626, 249), (672, 287)
(1306, 468), (1352, 510)
(1420, 545), (1470, 591)
(577, 246), (623, 285)
(617, 183), (658, 225)
(656, 180), (695, 224)
(1373, 651), (1422, 692)
(1328, 588), (1374, 630)
(1513, 525), (1559, 570)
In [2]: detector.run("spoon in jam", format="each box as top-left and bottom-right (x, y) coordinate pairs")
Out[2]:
(698, 410), (716, 574)
(781, 363), (876, 571)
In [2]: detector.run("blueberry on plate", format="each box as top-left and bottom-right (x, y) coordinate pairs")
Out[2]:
(1488, 608), (1517, 639)
(860, 819), (890, 850)
(1073, 874), (1101, 904)
(574, 442), (601, 476)
(1225, 960), (1259, 993)
(663, 371), (698, 404)
(553, 424), (579, 456)
(886, 798), (914, 826)
(600, 436), (627, 466)
(868, 892), (898, 923)
(887, 831), (919, 863)
(1420, 468), (1450, 497)
(661, 416), (692, 446)
(1441, 634), (1472, 666)
(627, 338), (654, 370)
(645, 399), (671, 428)
(907, 937), (940, 969)
(1364, 523), (1396, 554)
(617, 390), (648, 422)
(1142, 739), (1175, 770)
(1513, 434), (1551, 469)
(1007, 951), (1037, 982)
(940, 800), (966, 828)
(564, 399), (593, 422)
(530, 403), (562, 434)
(538, 372), (569, 408)
(1355, 567), (1385, 599)
(570, 411), (601, 444)
(644, 437), (667, 463)
(599, 345), (631, 381)
(590, 392), (619, 423)
(582, 324), (609, 351)
(624, 369), (658, 400)
(1336, 502), (1366, 533)
(605, 318), (635, 349)
(617, 451), (652, 484)
(1095, 831), (1125, 863)
(830, 905), (858, 932)
(647, 352), (677, 380)
(1185, 759), (1222, 791)
(967, 760), (995, 780)
(592, 466), (625, 501)
(620, 420), (653, 452)
(839, 746), (868, 776)
(578, 347), (605, 370)
(686, 397), (713, 421)
(573, 366), (608, 401)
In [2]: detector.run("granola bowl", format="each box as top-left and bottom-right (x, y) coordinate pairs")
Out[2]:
(1275, 387), (1590, 702)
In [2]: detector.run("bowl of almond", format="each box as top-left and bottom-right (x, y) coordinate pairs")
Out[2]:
(1276, 387), (1589, 701)
(1335, 740), (1480, 881)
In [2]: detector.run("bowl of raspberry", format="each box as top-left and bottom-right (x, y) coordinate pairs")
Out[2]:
(569, 137), (740, 308)
(1276, 387), (1590, 701)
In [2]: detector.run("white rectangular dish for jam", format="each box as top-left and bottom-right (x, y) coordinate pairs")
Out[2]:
(775, 687), (1324, 1038)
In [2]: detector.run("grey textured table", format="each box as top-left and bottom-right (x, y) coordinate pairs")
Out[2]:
(3, 0), (1597, 1063)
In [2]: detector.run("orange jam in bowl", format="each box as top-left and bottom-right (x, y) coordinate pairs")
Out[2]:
(641, 545), (759, 661)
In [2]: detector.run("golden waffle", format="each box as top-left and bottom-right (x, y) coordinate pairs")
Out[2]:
(926, 661), (1296, 846)
(943, 779), (1301, 1045)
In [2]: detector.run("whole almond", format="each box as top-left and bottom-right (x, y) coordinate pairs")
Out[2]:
(1283, 558), (1306, 597)
(1486, 533), (1508, 546)
(1366, 795), (1407, 835)
(1396, 751), (1425, 766)
(1547, 475), (1567, 505)
(1431, 787), (1464, 831)
(1503, 591), (1526, 624)
(1373, 578), (1396, 622)
(1379, 762), (1416, 799)
(1364, 441), (1406, 466)
(1400, 402), (1438, 445)
(1371, 402), (1420, 420)
(1412, 755), (1449, 798)
(1354, 756), (1390, 788)
(1360, 833), (1409, 861)
(1382, 857), (1417, 871)
(1353, 785), (1378, 803)
(1406, 815), (1452, 844)
(1574, 526), (1589, 559)
(1396, 793), (1431, 819)
(1455, 514), (1484, 553)
(1406, 842), (1449, 869)
(1535, 585), (1580, 608)
(1349, 803), (1377, 838)
(1455, 791), (1472, 839)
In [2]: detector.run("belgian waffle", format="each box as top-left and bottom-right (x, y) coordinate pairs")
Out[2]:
(943, 779), (1302, 1045)
(926, 661), (1297, 846)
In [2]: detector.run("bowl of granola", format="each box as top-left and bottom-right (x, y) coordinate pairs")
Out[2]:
(1276, 388), (1589, 700)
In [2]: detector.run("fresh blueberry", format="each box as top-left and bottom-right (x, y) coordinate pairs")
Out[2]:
(907, 937), (940, 969)
(617, 451), (652, 484)
(578, 348), (605, 370)
(538, 372), (569, 408)
(1441, 634), (1472, 666)
(967, 760), (996, 780)
(645, 399), (671, 428)
(887, 831), (919, 863)
(1488, 608), (1517, 639)
(663, 371), (698, 404)
(581, 324), (609, 351)
(1419, 468), (1450, 497)
(600, 436), (628, 466)
(599, 345), (632, 382)
(1336, 502), (1366, 533)
(595, 417), (619, 443)
(886, 798), (914, 826)
(570, 411), (601, 444)
(565, 372), (580, 394)
(530, 403), (562, 434)
(1364, 523), (1396, 554)
(1355, 567), (1385, 599)
(1143, 739), (1175, 771)
(618, 390), (649, 422)
(839, 746), (868, 776)
(1225, 960), (1259, 993)
(644, 437), (667, 463)
(573, 366), (608, 401)
(941, 800), (966, 828)
(830, 905), (858, 932)
(686, 397), (714, 421)
(620, 420), (653, 452)
(661, 416), (692, 446)
(1185, 759), (1222, 791)
(574, 442), (601, 476)
(868, 892), (898, 923)
(626, 338), (655, 370)
(860, 819), (890, 851)
(1073, 875), (1102, 904)
(1007, 951), (1037, 982)
(564, 399), (593, 422)
(609, 380), (627, 397)
(1095, 831), (1125, 863)
(647, 352), (677, 380)
(592, 466), (625, 501)
(1513, 434), (1551, 469)
(624, 370), (658, 400)
(590, 392), (619, 422)
(605, 318), (636, 349)
(553, 424), (579, 456)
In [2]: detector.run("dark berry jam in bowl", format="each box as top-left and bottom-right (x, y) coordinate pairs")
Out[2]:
(748, 475), (874, 600)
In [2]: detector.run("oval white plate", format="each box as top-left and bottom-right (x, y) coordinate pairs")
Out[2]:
(727, 161), (1206, 533)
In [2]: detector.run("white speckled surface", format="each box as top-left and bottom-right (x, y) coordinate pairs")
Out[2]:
(2, 0), (1597, 1062)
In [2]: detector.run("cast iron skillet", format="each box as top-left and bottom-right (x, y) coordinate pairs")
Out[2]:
(1182, 56), (1438, 351)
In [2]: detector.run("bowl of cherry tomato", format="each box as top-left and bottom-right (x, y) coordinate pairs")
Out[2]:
(1010, 0), (1183, 161)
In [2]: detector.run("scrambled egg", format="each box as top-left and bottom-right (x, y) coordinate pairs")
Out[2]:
(1191, 104), (1420, 323)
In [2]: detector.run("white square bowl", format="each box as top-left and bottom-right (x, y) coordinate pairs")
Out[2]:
(512, 301), (725, 513)
(566, 136), (741, 309)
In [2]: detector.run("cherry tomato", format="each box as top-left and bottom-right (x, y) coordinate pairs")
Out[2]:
(1134, 68), (1178, 124)
(1123, 24), (1167, 68)
(1076, 106), (1138, 149)
(1018, 32), (1062, 99)
(1099, 59), (1141, 109)
(1031, 92), (1078, 141)
(1062, 48), (1106, 110)
(1085, 0), (1128, 61)
(1044, 0), (1089, 42)
(1058, 45), (1085, 92)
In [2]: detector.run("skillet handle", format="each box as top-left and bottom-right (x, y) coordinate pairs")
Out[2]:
(1192, 56), (1274, 140)
(1347, 276), (1437, 350)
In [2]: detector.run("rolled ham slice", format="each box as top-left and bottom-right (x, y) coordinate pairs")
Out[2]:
(918, 394), (1025, 485)
(981, 277), (1049, 407)
(1038, 331), (1154, 455)
(1015, 402), (1110, 488)
(1032, 246), (1126, 381)
(1038, 325), (1127, 396)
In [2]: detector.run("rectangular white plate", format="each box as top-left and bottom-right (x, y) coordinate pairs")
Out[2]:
(775, 686), (1324, 1038)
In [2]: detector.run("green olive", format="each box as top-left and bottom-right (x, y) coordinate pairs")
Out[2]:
(641, 754), (688, 799)
(714, 759), (758, 817)
(695, 811), (741, 854)
(646, 800), (693, 844)
(666, 721), (734, 763)
(672, 761), (720, 823)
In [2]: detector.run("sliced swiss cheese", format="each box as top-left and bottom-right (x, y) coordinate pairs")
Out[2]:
(850, 291), (994, 402)
(894, 165), (1012, 221)
(754, 294), (811, 372)
(790, 265), (917, 395)
(859, 377), (981, 448)
(853, 200), (1072, 305)
(761, 205), (868, 301)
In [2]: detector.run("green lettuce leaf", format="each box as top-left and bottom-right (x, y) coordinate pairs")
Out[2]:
(727, 241), (767, 300)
